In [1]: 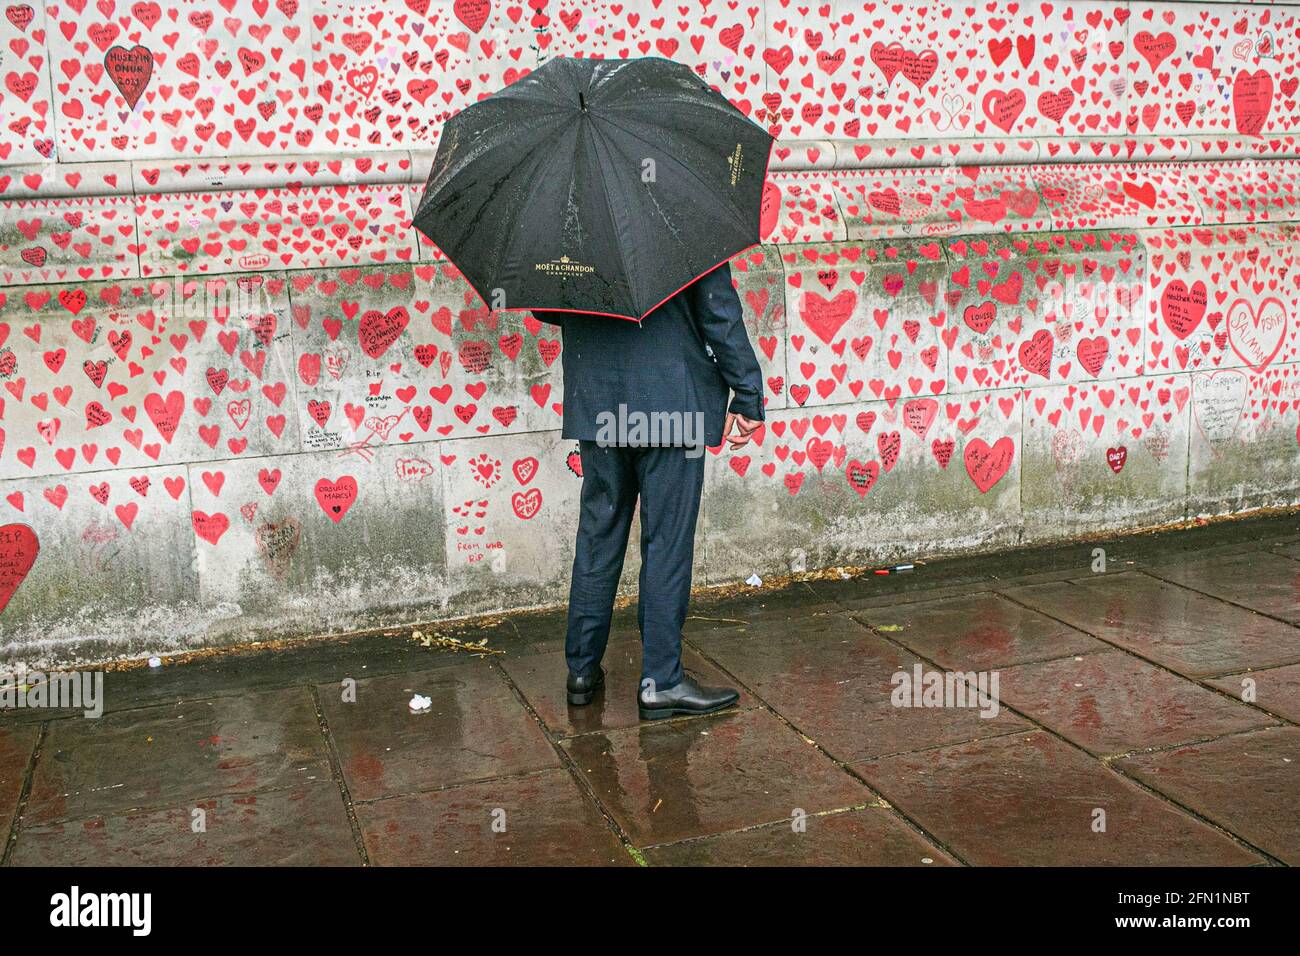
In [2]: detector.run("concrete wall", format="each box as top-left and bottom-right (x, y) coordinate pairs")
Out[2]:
(2, 1), (1300, 665)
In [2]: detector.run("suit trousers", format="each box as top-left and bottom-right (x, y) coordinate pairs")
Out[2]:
(565, 440), (705, 691)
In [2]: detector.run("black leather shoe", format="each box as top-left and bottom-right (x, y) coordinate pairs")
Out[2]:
(638, 675), (739, 720)
(566, 667), (605, 706)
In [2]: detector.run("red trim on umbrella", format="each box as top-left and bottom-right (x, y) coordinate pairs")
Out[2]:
(515, 241), (760, 323)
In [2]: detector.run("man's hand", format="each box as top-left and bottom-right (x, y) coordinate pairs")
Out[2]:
(723, 413), (762, 449)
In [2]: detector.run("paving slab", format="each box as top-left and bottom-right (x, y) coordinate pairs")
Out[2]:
(24, 688), (332, 827)
(1258, 530), (1300, 547)
(856, 732), (1264, 866)
(0, 723), (38, 840)
(319, 662), (558, 802)
(807, 574), (1000, 611)
(1001, 573), (1300, 677)
(643, 807), (958, 867)
(809, 516), (1295, 611)
(998, 650), (1276, 757)
(812, 580), (998, 611)
(1129, 540), (1271, 568)
(5, 511), (1300, 867)
(853, 592), (1107, 670)
(0, 697), (83, 724)
(87, 624), (520, 716)
(805, 531), (1255, 610)
(1116, 726), (1300, 866)
(683, 583), (839, 632)
(691, 614), (1030, 763)
(1205, 662), (1300, 724)
(499, 604), (641, 656)
(987, 568), (1124, 588)
(1144, 551), (1300, 624)
(563, 708), (872, 848)
(499, 638), (756, 738)
(1270, 541), (1300, 562)
(10, 785), (359, 867)
(356, 768), (630, 867)
(1118, 539), (1265, 569)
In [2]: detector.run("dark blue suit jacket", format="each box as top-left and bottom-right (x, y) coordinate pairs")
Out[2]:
(532, 262), (764, 447)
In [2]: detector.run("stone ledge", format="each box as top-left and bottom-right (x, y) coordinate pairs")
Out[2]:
(5, 136), (1300, 201)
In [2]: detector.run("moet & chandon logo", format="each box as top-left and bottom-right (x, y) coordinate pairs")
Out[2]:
(725, 143), (744, 186)
(534, 254), (596, 277)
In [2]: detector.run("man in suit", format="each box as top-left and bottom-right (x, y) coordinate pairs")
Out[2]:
(532, 260), (764, 719)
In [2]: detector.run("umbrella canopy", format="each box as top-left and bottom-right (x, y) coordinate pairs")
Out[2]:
(413, 56), (774, 321)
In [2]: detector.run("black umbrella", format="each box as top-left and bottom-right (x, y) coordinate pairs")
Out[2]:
(413, 56), (774, 321)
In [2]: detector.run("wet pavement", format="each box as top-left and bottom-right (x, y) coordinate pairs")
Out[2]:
(2, 513), (1298, 866)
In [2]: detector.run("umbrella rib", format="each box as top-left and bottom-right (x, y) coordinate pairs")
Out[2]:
(604, 84), (747, 125)
(490, 126), (602, 300)
(590, 111), (759, 239)
(594, 68), (759, 135)
(429, 115), (578, 259)
(585, 120), (642, 318)
(424, 110), (572, 217)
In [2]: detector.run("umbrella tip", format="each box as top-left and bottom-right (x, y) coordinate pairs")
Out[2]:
(579, 91), (587, 111)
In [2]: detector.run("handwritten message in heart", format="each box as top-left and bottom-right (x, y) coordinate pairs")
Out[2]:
(0, 524), (38, 615)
